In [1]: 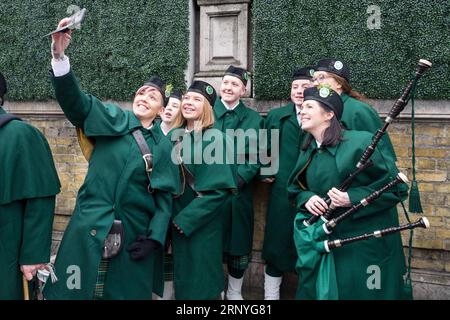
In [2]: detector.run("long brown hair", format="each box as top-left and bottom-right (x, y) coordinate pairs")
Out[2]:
(328, 73), (367, 102)
(171, 99), (215, 132)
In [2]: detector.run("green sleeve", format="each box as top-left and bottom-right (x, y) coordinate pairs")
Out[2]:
(149, 134), (182, 196)
(19, 196), (55, 265)
(53, 71), (136, 137)
(237, 117), (266, 182)
(147, 191), (173, 246)
(51, 71), (93, 128)
(173, 189), (229, 237)
(287, 147), (316, 211)
(287, 178), (316, 220)
(259, 112), (277, 179)
(294, 190), (317, 212)
(237, 162), (261, 183)
(287, 169), (317, 211)
(0, 122), (60, 205)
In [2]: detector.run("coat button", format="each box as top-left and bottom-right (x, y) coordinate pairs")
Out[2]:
(90, 229), (97, 237)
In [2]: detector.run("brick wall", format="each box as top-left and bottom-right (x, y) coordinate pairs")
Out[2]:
(390, 123), (450, 255)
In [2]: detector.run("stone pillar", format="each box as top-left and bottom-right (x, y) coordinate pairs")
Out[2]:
(194, 0), (251, 96)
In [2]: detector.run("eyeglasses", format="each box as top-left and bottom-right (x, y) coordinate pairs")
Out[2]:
(310, 74), (329, 83)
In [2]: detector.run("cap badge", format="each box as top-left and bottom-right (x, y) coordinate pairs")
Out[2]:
(334, 61), (343, 71)
(319, 87), (331, 98)
(206, 85), (214, 95)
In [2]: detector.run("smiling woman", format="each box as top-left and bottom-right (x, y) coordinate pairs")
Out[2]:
(42, 18), (181, 300)
(168, 80), (238, 300)
(132, 79), (165, 129)
(288, 86), (409, 300)
(172, 81), (216, 132)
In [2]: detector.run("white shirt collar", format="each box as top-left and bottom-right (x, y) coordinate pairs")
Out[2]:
(295, 104), (302, 126)
(315, 140), (322, 149)
(160, 123), (170, 136)
(221, 99), (239, 111)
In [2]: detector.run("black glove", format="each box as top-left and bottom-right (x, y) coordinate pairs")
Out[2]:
(127, 235), (161, 260)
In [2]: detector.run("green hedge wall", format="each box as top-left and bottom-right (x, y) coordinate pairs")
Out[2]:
(0, 1), (189, 101)
(253, 0), (450, 100)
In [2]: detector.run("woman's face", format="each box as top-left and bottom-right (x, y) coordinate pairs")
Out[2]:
(132, 86), (164, 124)
(161, 97), (181, 124)
(181, 91), (205, 121)
(300, 100), (334, 132)
(311, 71), (342, 93)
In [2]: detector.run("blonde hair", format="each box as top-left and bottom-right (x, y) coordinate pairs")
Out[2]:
(328, 73), (367, 102)
(171, 98), (215, 132)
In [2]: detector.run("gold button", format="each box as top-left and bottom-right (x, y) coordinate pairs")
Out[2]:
(90, 229), (97, 237)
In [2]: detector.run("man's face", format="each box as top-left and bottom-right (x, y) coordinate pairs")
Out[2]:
(220, 75), (246, 106)
(290, 79), (312, 106)
(132, 86), (164, 124)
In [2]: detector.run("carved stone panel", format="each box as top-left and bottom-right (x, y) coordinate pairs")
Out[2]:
(194, 1), (250, 95)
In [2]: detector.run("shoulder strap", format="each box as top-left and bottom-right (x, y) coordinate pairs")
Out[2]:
(0, 114), (21, 128)
(174, 138), (203, 198)
(131, 129), (154, 192)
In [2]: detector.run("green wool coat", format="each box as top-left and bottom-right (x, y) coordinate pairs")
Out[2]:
(213, 99), (265, 256)
(169, 128), (238, 299)
(341, 94), (396, 161)
(43, 71), (180, 300)
(0, 107), (60, 299)
(288, 130), (408, 300)
(262, 103), (305, 273)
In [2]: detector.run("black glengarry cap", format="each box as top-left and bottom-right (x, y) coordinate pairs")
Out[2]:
(315, 59), (350, 83)
(143, 76), (167, 102)
(170, 89), (183, 101)
(187, 81), (217, 106)
(224, 65), (249, 86)
(303, 85), (343, 120)
(292, 66), (315, 81)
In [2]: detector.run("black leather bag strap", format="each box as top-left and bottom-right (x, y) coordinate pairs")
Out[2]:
(0, 114), (21, 128)
(132, 129), (154, 192)
(174, 138), (203, 198)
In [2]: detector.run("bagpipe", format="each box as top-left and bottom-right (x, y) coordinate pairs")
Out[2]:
(315, 171), (431, 251)
(293, 59), (432, 300)
(293, 170), (430, 300)
(303, 58), (433, 227)
(322, 173), (409, 234)
(325, 217), (429, 252)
